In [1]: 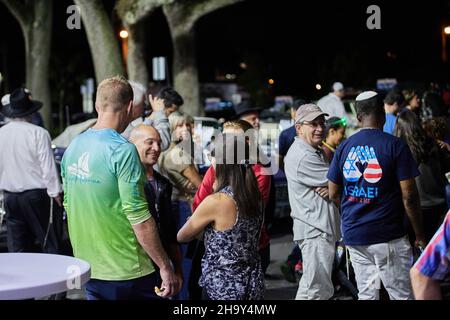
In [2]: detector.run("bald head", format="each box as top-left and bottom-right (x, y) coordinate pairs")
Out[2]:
(129, 124), (158, 142)
(130, 125), (162, 167)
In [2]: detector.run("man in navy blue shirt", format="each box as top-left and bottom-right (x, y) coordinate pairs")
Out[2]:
(328, 91), (426, 300)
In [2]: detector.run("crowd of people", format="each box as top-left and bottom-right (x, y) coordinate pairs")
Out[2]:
(0, 77), (449, 300)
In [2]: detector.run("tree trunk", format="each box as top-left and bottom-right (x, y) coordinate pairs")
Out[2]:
(163, 0), (245, 117)
(25, 0), (53, 129)
(116, 0), (172, 87)
(164, 10), (201, 117)
(172, 29), (201, 117)
(1, 37), (10, 93)
(74, 0), (125, 83)
(1, 0), (54, 129)
(126, 20), (149, 86)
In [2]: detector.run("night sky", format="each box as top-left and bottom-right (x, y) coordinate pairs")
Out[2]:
(1, 0), (449, 111)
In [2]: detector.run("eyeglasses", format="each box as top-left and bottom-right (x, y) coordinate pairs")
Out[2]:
(301, 120), (325, 128)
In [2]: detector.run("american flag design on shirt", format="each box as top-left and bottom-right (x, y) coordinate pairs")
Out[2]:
(343, 145), (383, 184)
(364, 162), (383, 183)
(414, 211), (450, 281)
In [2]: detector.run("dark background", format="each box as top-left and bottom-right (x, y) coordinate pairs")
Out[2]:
(1, 0), (449, 113)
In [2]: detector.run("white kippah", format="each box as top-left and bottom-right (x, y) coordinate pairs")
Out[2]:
(355, 91), (378, 101)
(1, 94), (10, 106)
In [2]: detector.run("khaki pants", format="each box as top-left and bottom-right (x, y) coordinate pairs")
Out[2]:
(347, 236), (413, 300)
(296, 235), (335, 300)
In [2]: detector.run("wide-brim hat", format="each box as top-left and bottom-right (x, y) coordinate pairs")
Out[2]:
(234, 99), (262, 117)
(0, 88), (42, 118)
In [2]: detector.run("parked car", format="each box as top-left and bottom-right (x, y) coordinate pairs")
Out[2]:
(342, 98), (359, 137)
(193, 116), (221, 174)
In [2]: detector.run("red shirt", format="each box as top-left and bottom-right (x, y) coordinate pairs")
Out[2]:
(192, 164), (271, 248)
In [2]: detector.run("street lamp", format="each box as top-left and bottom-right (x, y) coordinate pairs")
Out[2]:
(119, 30), (129, 39)
(119, 29), (128, 68)
(442, 25), (450, 62)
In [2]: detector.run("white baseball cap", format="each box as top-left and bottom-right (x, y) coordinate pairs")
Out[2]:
(332, 82), (344, 92)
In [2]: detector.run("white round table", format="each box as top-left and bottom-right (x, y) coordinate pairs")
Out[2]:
(0, 253), (90, 300)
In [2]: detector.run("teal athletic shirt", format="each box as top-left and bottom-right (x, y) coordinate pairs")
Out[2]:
(61, 128), (154, 280)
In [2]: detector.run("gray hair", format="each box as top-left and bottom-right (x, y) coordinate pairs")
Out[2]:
(128, 80), (146, 107)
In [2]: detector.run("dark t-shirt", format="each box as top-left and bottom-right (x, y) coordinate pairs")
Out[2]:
(279, 125), (296, 157)
(327, 128), (419, 245)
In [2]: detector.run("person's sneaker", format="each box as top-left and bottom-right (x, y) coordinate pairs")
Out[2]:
(294, 261), (303, 274)
(280, 262), (296, 283)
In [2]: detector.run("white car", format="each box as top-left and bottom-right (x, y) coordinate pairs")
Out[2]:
(193, 117), (221, 169)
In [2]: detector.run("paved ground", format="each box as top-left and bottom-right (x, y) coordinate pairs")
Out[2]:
(262, 218), (356, 300)
(264, 233), (299, 300)
(264, 219), (450, 300)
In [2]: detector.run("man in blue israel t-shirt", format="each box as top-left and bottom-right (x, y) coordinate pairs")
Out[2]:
(327, 91), (426, 300)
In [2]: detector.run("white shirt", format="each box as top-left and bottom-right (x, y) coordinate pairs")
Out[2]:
(0, 119), (62, 197)
(317, 93), (346, 119)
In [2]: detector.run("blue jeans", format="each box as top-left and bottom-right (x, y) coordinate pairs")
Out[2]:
(172, 199), (193, 300)
(85, 273), (162, 300)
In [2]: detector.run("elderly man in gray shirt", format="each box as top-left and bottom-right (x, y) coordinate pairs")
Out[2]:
(284, 104), (341, 300)
(122, 81), (172, 151)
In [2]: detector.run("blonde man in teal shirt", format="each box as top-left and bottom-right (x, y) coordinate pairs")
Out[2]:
(62, 76), (177, 300)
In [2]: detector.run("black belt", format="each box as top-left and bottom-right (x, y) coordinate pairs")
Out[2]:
(3, 188), (47, 195)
